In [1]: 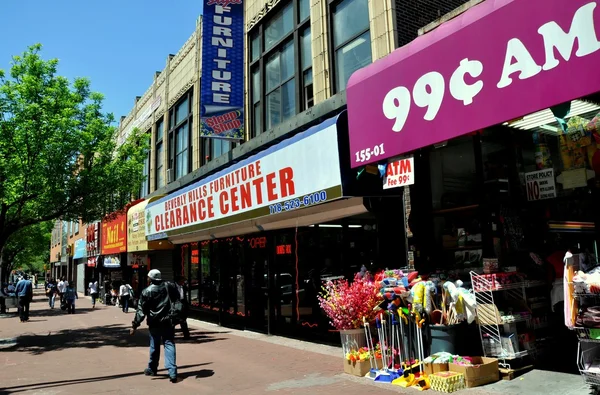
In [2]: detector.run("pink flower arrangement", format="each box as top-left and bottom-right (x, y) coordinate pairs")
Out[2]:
(318, 273), (382, 330)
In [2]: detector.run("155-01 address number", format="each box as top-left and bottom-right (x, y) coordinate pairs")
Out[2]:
(355, 143), (385, 164)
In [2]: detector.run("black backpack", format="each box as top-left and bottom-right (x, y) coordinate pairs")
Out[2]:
(166, 282), (184, 326)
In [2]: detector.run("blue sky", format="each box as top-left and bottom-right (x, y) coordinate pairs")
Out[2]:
(0, 0), (203, 123)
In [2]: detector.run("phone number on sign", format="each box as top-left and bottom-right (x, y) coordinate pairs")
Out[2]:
(355, 143), (386, 164)
(268, 191), (328, 214)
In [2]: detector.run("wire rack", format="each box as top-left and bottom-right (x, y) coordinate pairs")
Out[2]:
(578, 342), (600, 386)
(471, 272), (533, 370)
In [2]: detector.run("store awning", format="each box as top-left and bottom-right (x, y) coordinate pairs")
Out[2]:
(346, 0), (600, 168)
(167, 197), (368, 244)
(146, 112), (346, 241)
(73, 238), (87, 260)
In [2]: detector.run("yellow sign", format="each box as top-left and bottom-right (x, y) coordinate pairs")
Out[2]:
(127, 197), (173, 252)
(128, 200), (149, 252)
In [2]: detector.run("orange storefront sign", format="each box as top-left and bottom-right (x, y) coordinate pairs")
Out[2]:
(101, 212), (127, 255)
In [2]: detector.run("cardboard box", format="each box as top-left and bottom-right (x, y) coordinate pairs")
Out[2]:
(424, 362), (449, 375)
(343, 358), (383, 377)
(448, 357), (499, 388)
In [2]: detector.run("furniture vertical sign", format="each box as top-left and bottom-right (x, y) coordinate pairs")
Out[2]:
(200, 0), (245, 140)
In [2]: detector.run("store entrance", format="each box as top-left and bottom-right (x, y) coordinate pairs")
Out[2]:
(244, 236), (270, 333)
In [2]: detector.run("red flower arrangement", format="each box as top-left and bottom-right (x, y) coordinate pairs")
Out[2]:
(318, 272), (382, 330)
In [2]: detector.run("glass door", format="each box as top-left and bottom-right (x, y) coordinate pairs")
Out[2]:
(272, 232), (297, 335)
(218, 238), (244, 329)
(244, 235), (270, 333)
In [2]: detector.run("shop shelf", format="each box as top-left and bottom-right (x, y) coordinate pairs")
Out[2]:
(492, 350), (531, 360)
(443, 245), (483, 251)
(432, 204), (480, 215)
(500, 315), (531, 324)
(575, 328), (600, 343)
(473, 279), (546, 293)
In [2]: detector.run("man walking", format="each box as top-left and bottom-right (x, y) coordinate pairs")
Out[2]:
(130, 269), (179, 383)
(57, 277), (67, 304)
(88, 279), (99, 309)
(175, 276), (191, 339)
(119, 281), (131, 313)
(15, 275), (33, 322)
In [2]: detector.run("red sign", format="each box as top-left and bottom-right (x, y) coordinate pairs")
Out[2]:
(248, 237), (267, 249)
(276, 244), (292, 255)
(87, 256), (97, 268)
(86, 223), (100, 256)
(191, 246), (199, 265)
(101, 212), (127, 255)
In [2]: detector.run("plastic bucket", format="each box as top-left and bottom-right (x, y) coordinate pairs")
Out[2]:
(430, 324), (462, 355)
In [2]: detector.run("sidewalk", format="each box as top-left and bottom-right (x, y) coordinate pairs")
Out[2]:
(0, 289), (591, 395)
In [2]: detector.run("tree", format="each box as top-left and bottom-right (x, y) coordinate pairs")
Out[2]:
(0, 44), (149, 282)
(2, 221), (52, 278)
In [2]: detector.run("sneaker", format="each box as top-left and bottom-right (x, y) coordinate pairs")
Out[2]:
(169, 376), (178, 383)
(144, 368), (157, 376)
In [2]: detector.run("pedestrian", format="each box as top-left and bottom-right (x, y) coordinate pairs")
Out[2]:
(119, 281), (131, 313)
(64, 281), (78, 314)
(33, 274), (38, 289)
(175, 276), (191, 339)
(46, 279), (57, 309)
(15, 274), (33, 322)
(57, 277), (67, 304)
(88, 279), (99, 309)
(130, 269), (180, 383)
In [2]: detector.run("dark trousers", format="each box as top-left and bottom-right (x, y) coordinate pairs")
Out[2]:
(120, 295), (130, 313)
(148, 325), (177, 378)
(179, 319), (190, 338)
(18, 296), (30, 321)
(90, 292), (98, 306)
(66, 299), (75, 314)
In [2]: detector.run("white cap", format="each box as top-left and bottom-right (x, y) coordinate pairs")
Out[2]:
(148, 269), (162, 281)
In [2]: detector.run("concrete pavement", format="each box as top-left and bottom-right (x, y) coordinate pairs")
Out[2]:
(0, 289), (592, 395)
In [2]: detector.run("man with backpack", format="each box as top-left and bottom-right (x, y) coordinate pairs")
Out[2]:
(130, 269), (181, 383)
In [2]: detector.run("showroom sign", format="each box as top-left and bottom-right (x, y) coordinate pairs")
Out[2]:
(200, 0), (244, 140)
(146, 117), (343, 240)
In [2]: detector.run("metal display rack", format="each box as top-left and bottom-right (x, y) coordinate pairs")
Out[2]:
(470, 271), (544, 369)
(566, 250), (600, 393)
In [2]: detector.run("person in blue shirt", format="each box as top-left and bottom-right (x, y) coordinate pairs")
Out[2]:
(15, 274), (33, 322)
(64, 281), (78, 314)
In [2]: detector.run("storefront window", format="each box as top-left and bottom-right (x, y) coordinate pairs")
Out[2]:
(248, 0), (311, 138)
(332, 0), (371, 92)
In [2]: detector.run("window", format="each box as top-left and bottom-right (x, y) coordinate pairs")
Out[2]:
(299, 0), (310, 21)
(251, 31), (261, 63)
(264, 3), (294, 51)
(212, 139), (232, 159)
(249, 0), (311, 137)
(332, 0), (372, 92)
(168, 90), (193, 181)
(300, 27), (313, 110)
(74, 221), (79, 235)
(266, 40), (295, 129)
(67, 222), (71, 237)
(140, 133), (151, 198)
(155, 119), (165, 189)
(252, 68), (262, 136)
